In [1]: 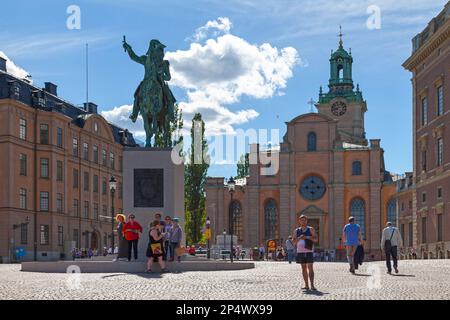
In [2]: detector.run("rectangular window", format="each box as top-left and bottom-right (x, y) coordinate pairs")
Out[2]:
(40, 124), (49, 145)
(93, 175), (99, 193)
(19, 153), (27, 176)
(83, 201), (89, 219)
(93, 145), (99, 164)
(401, 202), (405, 212)
(19, 188), (27, 209)
(58, 226), (64, 246)
(102, 177), (107, 195)
(421, 150), (427, 172)
(408, 222), (413, 247)
(421, 97), (428, 126)
(57, 160), (63, 181)
(93, 203), (99, 220)
(421, 217), (427, 244)
(40, 225), (49, 245)
(19, 118), (27, 140)
(422, 192), (427, 203)
(73, 169), (79, 188)
(72, 138), (78, 157)
(437, 138), (443, 166)
(437, 214), (443, 242)
(83, 142), (89, 161)
(40, 158), (49, 178)
(20, 223), (28, 245)
(84, 172), (89, 191)
(437, 187), (443, 199)
(57, 127), (63, 148)
(56, 193), (63, 213)
(40, 192), (49, 211)
(119, 156), (123, 171)
(437, 86), (444, 116)
(73, 199), (79, 217)
(102, 149), (107, 166)
(110, 152), (115, 170)
(73, 229), (79, 248)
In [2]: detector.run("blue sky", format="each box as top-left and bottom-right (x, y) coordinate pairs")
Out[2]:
(0, 0), (447, 178)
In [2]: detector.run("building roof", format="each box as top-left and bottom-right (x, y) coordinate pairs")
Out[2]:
(0, 69), (136, 146)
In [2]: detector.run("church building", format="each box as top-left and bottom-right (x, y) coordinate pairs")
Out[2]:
(205, 36), (397, 259)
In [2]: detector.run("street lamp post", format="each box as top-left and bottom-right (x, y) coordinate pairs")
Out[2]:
(109, 176), (117, 255)
(206, 216), (211, 259)
(227, 176), (236, 263)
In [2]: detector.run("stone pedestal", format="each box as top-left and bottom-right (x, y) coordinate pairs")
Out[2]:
(123, 147), (184, 261)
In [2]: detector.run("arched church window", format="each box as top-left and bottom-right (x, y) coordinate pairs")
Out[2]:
(350, 198), (366, 237)
(307, 132), (317, 152)
(338, 65), (344, 80)
(229, 200), (243, 243)
(387, 199), (397, 226)
(352, 161), (362, 176)
(264, 199), (278, 240)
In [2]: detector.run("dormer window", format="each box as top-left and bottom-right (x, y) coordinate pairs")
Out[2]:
(94, 122), (99, 133)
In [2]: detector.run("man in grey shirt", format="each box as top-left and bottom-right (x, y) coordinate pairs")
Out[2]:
(169, 218), (183, 262)
(381, 222), (403, 274)
(285, 236), (296, 264)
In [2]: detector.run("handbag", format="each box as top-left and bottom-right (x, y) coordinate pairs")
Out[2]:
(175, 246), (185, 257)
(384, 228), (395, 251)
(151, 243), (162, 255)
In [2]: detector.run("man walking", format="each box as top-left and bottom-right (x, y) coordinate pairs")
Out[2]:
(293, 215), (318, 291)
(285, 236), (295, 264)
(381, 222), (403, 274)
(343, 216), (362, 274)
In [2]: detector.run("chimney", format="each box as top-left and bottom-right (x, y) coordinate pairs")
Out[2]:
(0, 57), (6, 72)
(44, 82), (58, 96)
(84, 102), (98, 114)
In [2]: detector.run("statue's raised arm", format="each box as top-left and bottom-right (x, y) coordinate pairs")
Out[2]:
(123, 36), (145, 65)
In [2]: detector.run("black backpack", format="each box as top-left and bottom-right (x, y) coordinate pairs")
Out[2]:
(384, 228), (395, 251)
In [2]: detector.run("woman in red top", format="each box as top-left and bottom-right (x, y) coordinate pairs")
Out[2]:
(123, 214), (143, 261)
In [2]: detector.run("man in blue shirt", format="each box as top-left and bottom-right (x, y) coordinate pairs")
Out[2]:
(343, 216), (362, 274)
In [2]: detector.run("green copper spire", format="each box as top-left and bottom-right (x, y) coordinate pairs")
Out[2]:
(318, 27), (364, 104)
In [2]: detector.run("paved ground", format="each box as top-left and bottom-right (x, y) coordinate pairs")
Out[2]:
(0, 260), (449, 300)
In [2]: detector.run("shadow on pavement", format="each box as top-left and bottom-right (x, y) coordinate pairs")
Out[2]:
(303, 289), (329, 297)
(391, 274), (416, 277)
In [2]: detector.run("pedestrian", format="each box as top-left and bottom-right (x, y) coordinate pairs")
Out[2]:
(285, 236), (295, 264)
(169, 217), (183, 262)
(88, 248), (93, 259)
(163, 216), (173, 261)
(123, 214), (143, 261)
(146, 220), (168, 273)
(114, 214), (128, 262)
(294, 215), (318, 291)
(342, 216), (362, 274)
(381, 222), (403, 274)
(259, 245), (265, 261)
(249, 248), (253, 260)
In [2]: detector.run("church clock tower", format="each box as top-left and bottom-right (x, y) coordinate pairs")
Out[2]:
(316, 28), (368, 146)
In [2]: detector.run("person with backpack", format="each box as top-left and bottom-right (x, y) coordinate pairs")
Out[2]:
(381, 222), (403, 274)
(342, 216), (362, 274)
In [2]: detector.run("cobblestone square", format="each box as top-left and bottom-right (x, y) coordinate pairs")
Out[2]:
(0, 260), (449, 300)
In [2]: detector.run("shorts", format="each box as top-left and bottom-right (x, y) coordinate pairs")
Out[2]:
(296, 252), (314, 264)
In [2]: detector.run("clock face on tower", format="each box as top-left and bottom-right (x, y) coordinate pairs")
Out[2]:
(331, 101), (347, 116)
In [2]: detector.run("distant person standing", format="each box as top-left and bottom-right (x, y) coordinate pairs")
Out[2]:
(381, 222), (403, 274)
(342, 216), (362, 274)
(163, 216), (173, 261)
(169, 218), (183, 262)
(146, 220), (168, 273)
(114, 214), (128, 262)
(123, 214), (143, 261)
(294, 215), (318, 291)
(285, 236), (295, 264)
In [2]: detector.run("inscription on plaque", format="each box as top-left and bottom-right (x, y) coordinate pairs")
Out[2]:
(133, 169), (164, 207)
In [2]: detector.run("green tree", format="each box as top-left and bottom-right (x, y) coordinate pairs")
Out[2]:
(154, 103), (184, 148)
(236, 153), (249, 178)
(185, 113), (209, 245)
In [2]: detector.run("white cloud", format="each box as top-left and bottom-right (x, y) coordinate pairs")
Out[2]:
(166, 30), (300, 135)
(103, 17), (300, 138)
(189, 17), (232, 42)
(100, 105), (146, 139)
(0, 51), (30, 81)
